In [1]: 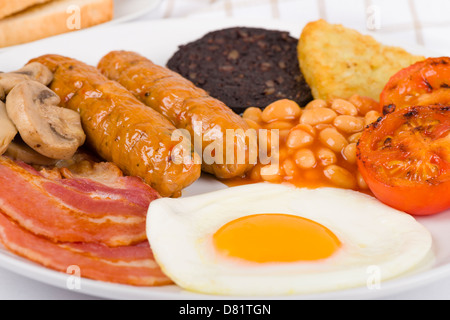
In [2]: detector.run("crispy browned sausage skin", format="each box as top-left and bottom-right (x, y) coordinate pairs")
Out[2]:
(30, 54), (201, 197)
(97, 51), (255, 179)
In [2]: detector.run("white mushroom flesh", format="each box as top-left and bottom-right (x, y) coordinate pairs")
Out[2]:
(6, 80), (86, 160)
(0, 62), (53, 94)
(0, 100), (18, 155)
(4, 138), (58, 166)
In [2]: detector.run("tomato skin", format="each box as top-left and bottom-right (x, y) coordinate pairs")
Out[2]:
(380, 57), (450, 115)
(356, 105), (450, 216)
(358, 163), (450, 215)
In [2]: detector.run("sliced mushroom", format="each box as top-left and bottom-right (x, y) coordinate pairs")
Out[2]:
(6, 80), (86, 160)
(0, 100), (18, 155)
(4, 138), (58, 166)
(0, 62), (53, 94)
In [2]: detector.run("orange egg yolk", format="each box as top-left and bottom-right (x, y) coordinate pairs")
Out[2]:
(212, 214), (341, 263)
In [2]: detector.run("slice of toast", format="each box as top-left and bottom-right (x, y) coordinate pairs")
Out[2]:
(0, 0), (114, 48)
(298, 19), (424, 102)
(0, 0), (53, 20)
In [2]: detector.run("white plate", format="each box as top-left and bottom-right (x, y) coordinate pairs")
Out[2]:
(0, 17), (449, 300)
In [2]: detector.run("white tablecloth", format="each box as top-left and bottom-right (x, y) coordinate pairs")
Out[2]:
(0, 0), (449, 300)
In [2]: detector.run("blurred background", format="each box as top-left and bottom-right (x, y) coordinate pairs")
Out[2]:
(1, 0), (448, 53)
(140, 0), (450, 53)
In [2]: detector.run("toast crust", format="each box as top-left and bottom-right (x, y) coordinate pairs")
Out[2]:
(0, 0), (52, 20)
(0, 0), (114, 48)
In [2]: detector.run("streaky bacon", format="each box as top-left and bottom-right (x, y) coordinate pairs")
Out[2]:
(0, 210), (172, 286)
(0, 156), (159, 247)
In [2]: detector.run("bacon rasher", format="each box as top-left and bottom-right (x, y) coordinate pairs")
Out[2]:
(0, 156), (158, 247)
(0, 156), (172, 286)
(0, 211), (172, 286)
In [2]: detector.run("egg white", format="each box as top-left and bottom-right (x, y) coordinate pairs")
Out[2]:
(146, 183), (433, 296)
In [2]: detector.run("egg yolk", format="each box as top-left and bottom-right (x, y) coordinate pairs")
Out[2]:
(213, 214), (341, 263)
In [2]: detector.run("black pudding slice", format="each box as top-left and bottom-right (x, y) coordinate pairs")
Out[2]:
(166, 27), (313, 114)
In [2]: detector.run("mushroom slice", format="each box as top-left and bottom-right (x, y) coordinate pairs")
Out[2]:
(0, 62), (53, 94)
(0, 100), (18, 155)
(6, 80), (86, 160)
(4, 138), (58, 166)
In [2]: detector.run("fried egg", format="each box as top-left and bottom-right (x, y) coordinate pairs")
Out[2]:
(146, 183), (433, 296)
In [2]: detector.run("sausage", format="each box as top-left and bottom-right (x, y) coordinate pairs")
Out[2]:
(97, 51), (256, 179)
(30, 54), (201, 197)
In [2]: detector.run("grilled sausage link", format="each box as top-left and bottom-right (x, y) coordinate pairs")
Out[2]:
(30, 54), (201, 197)
(97, 51), (255, 179)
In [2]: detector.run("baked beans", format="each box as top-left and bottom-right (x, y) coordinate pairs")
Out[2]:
(235, 96), (382, 192)
(261, 99), (302, 122)
(300, 107), (337, 126)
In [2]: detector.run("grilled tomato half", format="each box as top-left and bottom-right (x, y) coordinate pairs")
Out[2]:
(356, 105), (450, 215)
(380, 57), (450, 115)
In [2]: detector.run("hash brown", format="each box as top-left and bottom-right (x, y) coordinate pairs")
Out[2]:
(298, 19), (425, 102)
